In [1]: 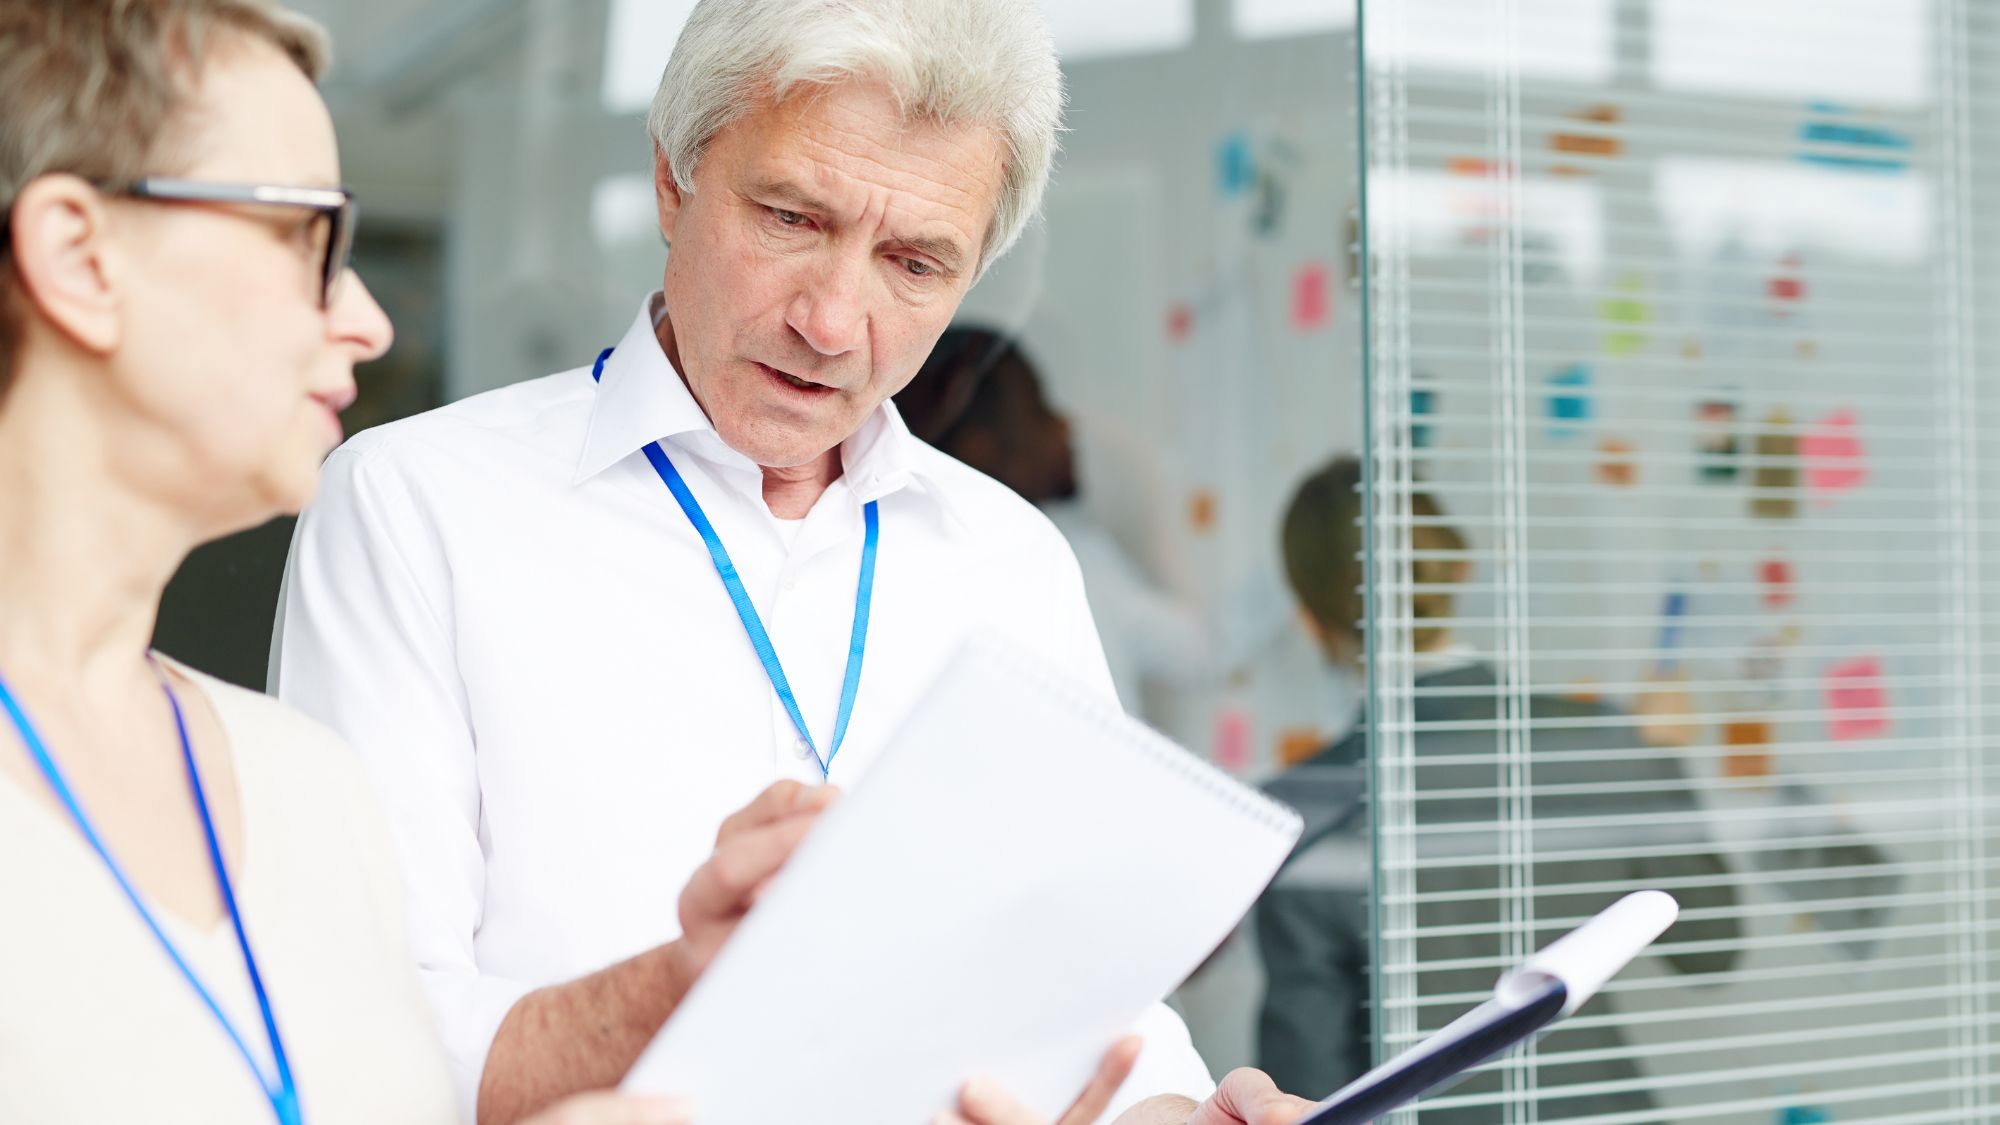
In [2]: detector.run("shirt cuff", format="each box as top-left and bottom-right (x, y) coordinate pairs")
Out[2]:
(419, 967), (538, 1125)
(1104, 1001), (1218, 1121)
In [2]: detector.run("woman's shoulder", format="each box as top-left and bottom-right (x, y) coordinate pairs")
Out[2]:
(155, 654), (369, 796)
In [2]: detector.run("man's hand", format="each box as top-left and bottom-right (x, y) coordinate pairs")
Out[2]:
(1113, 1068), (1318, 1125)
(664, 779), (839, 989)
(933, 1036), (1143, 1125)
(478, 781), (836, 1125)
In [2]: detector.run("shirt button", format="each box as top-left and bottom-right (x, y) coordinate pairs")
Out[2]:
(782, 576), (799, 591)
(793, 738), (814, 760)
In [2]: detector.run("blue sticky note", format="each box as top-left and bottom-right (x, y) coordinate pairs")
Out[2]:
(1546, 364), (1592, 435)
(1217, 133), (1255, 198)
(1411, 388), (1437, 449)
(1798, 105), (1910, 173)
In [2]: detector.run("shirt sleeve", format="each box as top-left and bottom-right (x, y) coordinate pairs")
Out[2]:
(271, 442), (529, 1123)
(1104, 1002), (1218, 1119)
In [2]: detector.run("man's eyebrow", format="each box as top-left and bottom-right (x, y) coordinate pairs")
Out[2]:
(747, 179), (834, 216)
(895, 233), (968, 274)
(749, 177), (969, 274)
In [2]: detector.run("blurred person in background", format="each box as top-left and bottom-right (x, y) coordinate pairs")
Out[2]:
(0, 1), (776, 1120)
(1252, 456), (1742, 1119)
(897, 325), (1283, 716)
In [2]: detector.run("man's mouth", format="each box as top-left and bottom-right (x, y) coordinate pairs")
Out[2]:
(757, 362), (836, 395)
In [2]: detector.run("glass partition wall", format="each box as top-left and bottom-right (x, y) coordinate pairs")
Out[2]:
(1358, 1), (2000, 1120)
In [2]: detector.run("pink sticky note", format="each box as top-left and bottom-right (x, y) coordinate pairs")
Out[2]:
(1825, 656), (1889, 741)
(1291, 263), (1331, 331)
(1213, 707), (1253, 772)
(1801, 408), (1867, 502)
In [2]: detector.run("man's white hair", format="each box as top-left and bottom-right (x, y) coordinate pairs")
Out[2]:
(646, 0), (1063, 276)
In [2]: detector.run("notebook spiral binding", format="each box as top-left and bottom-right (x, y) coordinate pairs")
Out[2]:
(969, 635), (1306, 837)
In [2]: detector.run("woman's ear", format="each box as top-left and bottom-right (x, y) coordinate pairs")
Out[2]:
(9, 174), (123, 357)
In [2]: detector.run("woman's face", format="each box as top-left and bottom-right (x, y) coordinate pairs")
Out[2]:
(104, 34), (391, 535)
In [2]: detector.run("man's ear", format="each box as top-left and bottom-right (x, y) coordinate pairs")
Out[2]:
(654, 145), (685, 245)
(10, 174), (122, 356)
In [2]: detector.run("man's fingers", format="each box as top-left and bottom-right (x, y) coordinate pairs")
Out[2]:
(1191, 1068), (1318, 1125)
(681, 812), (822, 923)
(715, 780), (838, 845)
(1055, 1035), (1143, 1125)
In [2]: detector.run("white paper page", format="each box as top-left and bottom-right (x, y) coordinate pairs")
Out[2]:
(623, 634), (1304, 1123)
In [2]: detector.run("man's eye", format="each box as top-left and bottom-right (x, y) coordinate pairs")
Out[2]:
(772, 208), (807, 226)
(902, 258), (936, 277)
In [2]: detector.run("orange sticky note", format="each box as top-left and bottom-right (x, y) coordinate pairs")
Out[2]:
(1825, 656), (1889, 741)
(1722, 720), (1775, 779)
(1189, 489), (1218, 534)
(1276, 728), (1324, 769)
(1596, 438), (1638, 487)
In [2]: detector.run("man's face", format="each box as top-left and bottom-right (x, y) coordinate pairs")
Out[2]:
(655, 80), (1007, 469)
(110, 35), (391, 530)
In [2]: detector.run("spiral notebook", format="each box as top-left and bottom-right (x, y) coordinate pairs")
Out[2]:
(622, 633), (1304, 1122)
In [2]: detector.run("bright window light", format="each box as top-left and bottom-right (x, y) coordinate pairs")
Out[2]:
(1365, 0), (1615, 84)
(592, 174), (659, 249)
(1044, 0), (1194, 61)
(1369, 171), (1607, 285)
(601, 0), (700, 114)
(1655, 158), (1931, 265)
(1235, 0), (1356, 40)
(1652, 0), (1931, 108)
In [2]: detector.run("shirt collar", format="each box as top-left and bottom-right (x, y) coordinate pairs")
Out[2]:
(572, 293), (969, 534)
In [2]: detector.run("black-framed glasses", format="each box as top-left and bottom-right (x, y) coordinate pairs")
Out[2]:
(120, 178), (357, 308)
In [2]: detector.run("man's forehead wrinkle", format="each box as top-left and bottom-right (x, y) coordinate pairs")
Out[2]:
(780, 102), (1000, 213)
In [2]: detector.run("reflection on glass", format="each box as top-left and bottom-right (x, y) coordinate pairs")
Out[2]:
(1655, 158), (1931, 265)
(1365, 0), (1615, 83)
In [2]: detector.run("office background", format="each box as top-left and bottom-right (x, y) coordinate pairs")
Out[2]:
(153, 1), (2000, 1120)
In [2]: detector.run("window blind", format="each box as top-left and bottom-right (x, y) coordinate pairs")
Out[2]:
(1357, 0), (1997, 1121)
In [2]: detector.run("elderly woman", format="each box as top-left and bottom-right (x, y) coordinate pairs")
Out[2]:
(0, 2), (780, 1121)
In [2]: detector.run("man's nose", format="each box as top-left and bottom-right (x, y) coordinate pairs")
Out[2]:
(785, 251), (869, 358)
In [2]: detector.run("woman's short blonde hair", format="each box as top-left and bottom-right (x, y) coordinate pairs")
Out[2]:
(0, 0), (330, 393)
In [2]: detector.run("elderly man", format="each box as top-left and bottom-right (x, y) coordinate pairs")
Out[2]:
(274, 2), (1316, 1123)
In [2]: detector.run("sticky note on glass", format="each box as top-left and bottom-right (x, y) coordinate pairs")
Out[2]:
(1825, 656), (1889, 741)
(1166, 302), (1193, 344)
(1596, 437), (1637, 487)
(1761, 559), (1795, 608)
(1410, 387), (1437, 449)
(1213, 706), (1253, 772)
(1600, 275), (1650, 356)
(1291, 262), (1331, 331)
(1217, 133), (1255, 198)
(1751, 409), (1800, 519)
(1802, 408), (1867, 502)
(1546, 364), (1591, 437)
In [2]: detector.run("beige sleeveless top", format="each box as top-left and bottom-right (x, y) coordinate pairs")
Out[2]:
(0, 658), (459, 1124)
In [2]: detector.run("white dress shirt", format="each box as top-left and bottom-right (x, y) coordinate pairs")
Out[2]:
(273, 295), (1217, 1121)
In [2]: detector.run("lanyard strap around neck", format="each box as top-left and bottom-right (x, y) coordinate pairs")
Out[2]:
(593, 347), (876, 778)
(0, 663), (302, 1125)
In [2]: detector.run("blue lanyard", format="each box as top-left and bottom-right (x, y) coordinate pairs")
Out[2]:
(0, 662), (301, 1124)
(593, 347), (877, 779)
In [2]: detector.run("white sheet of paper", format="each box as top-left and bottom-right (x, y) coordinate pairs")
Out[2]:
(621, 634), (1304, 1123)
